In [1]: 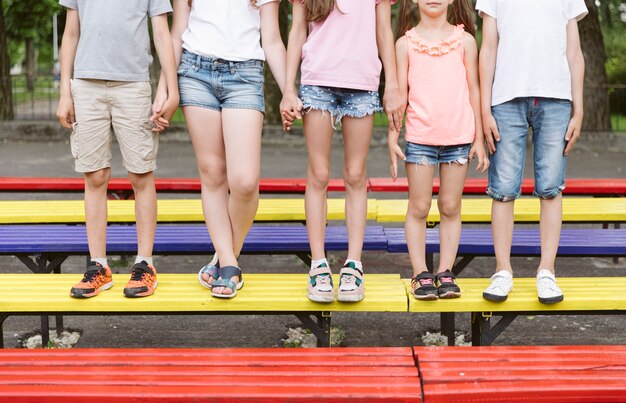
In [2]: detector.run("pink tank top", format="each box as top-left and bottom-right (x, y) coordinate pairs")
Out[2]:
(404, 25), (475, 146)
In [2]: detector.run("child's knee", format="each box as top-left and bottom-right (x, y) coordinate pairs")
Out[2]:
(407, 200), (431, 221)
(437, 198), (461, 218)
(84, 168), (111, 188)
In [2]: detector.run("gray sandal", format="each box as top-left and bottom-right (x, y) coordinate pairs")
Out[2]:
(211, 266), (244, 299)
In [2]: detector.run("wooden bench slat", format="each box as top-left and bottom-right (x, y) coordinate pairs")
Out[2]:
(385, 228), (626, 255)
(0, 274), (408, 313)
(414, 346), (626, 403)
(377, 197), (626, 223)
(0, 199), (379, 224)
(369, 177), (626, 195)
(0, 224), (388, 254)
(404, 278), (626, 313)
(0, 347), (422, 402)
(1, 197), (624, 224)
(4, 177), (626, 196)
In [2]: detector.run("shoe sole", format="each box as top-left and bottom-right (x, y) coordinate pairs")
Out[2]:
(211, 280), (244, 299)
(308, 293), (335, 303)
(438, 291), (461, 299)
(413, 293), (438, 301)
(70, 281), (113, 298)
(124, 281), (158, 298)
(337, 293), (364, 302)
(539, 295), (564, 304)
(482, 292), (508, 302)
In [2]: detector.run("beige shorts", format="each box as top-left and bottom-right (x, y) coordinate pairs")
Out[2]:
(70, 79), (158, 174)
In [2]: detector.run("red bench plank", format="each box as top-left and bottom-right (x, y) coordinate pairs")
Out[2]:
(0, 177), (348, 194)
(2, 177), (625, 195)
(414, 346), (626, 403)
(0, 348), (422, 403)
(370, 177), (626, 195)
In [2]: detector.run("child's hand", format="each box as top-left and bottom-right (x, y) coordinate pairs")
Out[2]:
(151, 90), (179, 132)
(482, 113), (500, 155)
(280, 91), (303, 132)
(56, 94), (75, 129)
(383, 87), (404, 133)
(564, 113), (582, 156)
(469, 141), (490, 173)
(387, 130), (406, 181)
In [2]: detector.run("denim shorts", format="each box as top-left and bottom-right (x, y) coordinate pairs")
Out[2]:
(300, 85), (382, 126)
(488, 97), (571, 201)
(405, 142), (471, 166)
(178, 49), (265, 113)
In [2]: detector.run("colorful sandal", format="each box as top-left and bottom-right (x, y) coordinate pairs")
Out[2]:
(198, 259), (219, 289)
(211, 266), (244, 299)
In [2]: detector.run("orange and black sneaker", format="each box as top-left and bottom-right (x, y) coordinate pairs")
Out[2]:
(70, 261), (113, 298)
(123, 261), (158, 298)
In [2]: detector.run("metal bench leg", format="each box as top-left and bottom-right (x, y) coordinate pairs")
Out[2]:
(295, 312), (332, 348)
(441, 312), (456, 346)
(471, 312), (518, 346)
(0, 315), (8, 349)
(41, 316), (50, 347)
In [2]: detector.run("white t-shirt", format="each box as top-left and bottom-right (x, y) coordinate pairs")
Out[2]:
(476, 0), (587, 106)
(182, 0), (279, 62)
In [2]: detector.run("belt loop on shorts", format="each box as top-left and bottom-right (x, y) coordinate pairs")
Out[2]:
(195, 53), (201, 70)
(229, 61), (235, 75)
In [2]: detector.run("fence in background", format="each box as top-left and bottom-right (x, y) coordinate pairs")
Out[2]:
(7, 74), (626, 132)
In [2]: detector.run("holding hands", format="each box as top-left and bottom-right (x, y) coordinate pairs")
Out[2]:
(279, 89), (304, 132)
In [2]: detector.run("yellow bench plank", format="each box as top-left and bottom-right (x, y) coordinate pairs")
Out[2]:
(0, 274), (406, 313)
(378, 198), (626, 223)
(404, 278), (626, 313)
(0, 199), (378, 224)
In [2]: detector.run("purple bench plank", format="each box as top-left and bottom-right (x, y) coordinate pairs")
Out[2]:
(384, 228), (626, 256)
(0, 225), (388, 255)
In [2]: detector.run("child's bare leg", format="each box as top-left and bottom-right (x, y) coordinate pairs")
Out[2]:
(303, 110), (334, 261)
(405, 163), (435, 277)
(128, 171), (156, 258)
(184, 106), (234, 272)
(538, 194), (562, 273)
(84, 168), (111, 259)
(491, 200), (515, 273)
(437, 162), (469, 273)
(341, 115), (374, 262)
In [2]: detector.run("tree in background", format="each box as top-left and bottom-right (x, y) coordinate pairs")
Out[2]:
(263, 1), (290, 126)
(580, 0), (613, 130)
(0, 0), (12, 119)
(3, 0), (61, 91)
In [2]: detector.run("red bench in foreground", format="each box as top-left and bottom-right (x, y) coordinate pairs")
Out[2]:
(1, 346), (625, 402)
(1, 177), (625, 198)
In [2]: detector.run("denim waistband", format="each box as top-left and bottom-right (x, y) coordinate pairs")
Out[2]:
(182, 49), (263, 71)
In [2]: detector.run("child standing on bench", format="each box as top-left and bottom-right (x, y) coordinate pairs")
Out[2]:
(477, 0), (587, 304)
(56, 0), (179, 298)
(280, 0), (403, 303)
(163, 0), (289, 299)
(389, 0), (488, 300)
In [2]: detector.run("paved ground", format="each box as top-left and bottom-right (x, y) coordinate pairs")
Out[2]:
(0, 126), (625, 348)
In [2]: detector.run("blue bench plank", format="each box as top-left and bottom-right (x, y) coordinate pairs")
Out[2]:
(0, 225), (388, 255)
(385, 228), (626, 256)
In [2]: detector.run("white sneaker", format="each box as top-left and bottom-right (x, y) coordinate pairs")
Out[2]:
(483, 270), (513, 302)
(536, 269), (564, 304)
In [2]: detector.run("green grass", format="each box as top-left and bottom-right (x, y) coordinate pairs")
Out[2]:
(611, 114), (626, 133)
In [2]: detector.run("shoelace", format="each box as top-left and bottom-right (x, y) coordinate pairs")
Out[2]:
(81, 269), (100, 283)
(130, 267), (149, 282)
